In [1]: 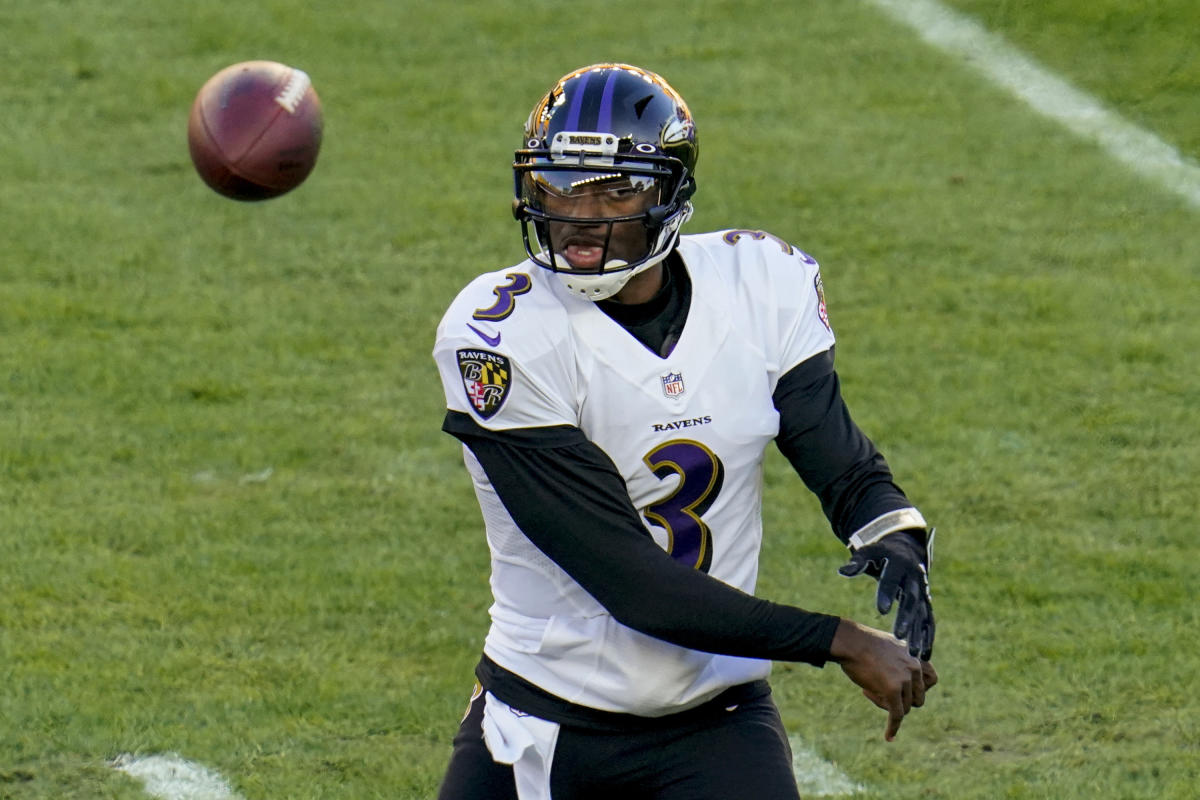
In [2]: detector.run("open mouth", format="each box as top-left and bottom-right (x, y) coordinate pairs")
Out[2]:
(562, 244), (605, 269)
(557, 235), (609, 270)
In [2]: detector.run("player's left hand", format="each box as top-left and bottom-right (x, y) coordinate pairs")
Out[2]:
(838, 529), (934, 660)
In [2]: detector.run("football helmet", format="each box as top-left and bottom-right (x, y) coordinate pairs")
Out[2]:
(513, 64), (699, 300)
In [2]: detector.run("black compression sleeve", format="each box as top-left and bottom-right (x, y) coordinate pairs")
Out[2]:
(443, 411), (840, 665)
(772, 348), (913, 543)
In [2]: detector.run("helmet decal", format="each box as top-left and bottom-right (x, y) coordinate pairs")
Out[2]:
(662, 115), (694, 146)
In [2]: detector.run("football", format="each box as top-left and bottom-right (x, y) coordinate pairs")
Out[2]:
(187, 60), (323, 201)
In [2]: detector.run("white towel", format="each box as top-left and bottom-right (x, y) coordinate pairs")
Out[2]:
(481, 692), (561, 800)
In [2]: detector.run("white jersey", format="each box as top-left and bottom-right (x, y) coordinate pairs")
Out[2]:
(433, 230), (836, 716)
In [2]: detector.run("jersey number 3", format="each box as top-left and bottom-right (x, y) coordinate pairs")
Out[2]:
(643, 440), (725, 573)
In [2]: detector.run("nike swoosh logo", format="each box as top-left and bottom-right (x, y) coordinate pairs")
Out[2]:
(466, 323), (501, 347)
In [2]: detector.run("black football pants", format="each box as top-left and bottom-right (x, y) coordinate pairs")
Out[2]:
(436, 687), (802, 800)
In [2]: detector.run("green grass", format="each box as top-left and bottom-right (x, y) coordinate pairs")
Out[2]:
(2, 1), (1198, 798)
(942, 0), (1200, 157)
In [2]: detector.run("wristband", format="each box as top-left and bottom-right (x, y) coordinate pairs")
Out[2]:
(847, 508), (927, 550)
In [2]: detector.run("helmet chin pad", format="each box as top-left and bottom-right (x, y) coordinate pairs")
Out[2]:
(523, 198), (690, 302)
(554, 249), (669, 300)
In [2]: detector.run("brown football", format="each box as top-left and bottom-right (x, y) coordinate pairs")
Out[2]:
(187, 60), (323, 201)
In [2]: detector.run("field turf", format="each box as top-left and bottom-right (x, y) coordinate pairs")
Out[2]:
(2, 1), (1197, 797)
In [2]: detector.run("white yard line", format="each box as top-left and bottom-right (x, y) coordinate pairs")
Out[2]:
(865, 0), (1200, 209)
(111, 754), (245, 800)
(790, 735), (865, 796)
(110, 744), (861, 797)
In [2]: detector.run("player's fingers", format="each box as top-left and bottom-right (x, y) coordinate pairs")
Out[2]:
(903, 589), (936, 659)
(904, 601), (930, 658)
(908, 627), (925, 660)
(862, 689), (887, 711)
(838, 554), (868, 578)
(893, 581), (920, 640)
(912, 662), (927, 708)
(875, 558), (899, 614)
(919, 616), (934, 660)
(884, 696), (905, 742)
(922, 661), (939, 690)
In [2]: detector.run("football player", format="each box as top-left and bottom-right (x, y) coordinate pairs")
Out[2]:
(432, 63), (938, 800)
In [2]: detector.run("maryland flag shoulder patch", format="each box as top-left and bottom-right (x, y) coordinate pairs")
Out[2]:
(456, 349), (512, 420)
(814, 271), (831, 332)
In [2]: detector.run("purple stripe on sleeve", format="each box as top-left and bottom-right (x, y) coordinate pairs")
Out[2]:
(565, 70), (592, 130)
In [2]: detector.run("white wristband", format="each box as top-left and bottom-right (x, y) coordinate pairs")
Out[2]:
(847, 508), (927, 550)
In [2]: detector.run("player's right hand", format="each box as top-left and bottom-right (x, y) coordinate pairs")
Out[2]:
(828, 619), (937, 741)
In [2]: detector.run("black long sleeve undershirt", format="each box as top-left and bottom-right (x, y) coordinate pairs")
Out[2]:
(771, 348), (913, 543)
(444, 410), (841, 666)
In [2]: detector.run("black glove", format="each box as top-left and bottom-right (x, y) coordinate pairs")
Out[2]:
(838, 528), (935, 660)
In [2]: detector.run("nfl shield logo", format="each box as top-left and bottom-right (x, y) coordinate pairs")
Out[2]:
(661, 371), (685, 398)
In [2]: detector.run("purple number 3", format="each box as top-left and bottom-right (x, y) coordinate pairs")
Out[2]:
(473, 272), (532, 321)
(643, 439), (725, 573)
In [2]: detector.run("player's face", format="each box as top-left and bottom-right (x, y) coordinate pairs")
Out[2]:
(531, 173), (660, 271)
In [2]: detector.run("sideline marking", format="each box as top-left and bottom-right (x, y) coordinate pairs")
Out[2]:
(865, 0), (1200, 209)
(110, 753), (245, 800)
(790, 735), (864, 796)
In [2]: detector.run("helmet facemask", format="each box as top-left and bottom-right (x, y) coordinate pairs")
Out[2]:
(514, 136), (691, 299)
(513, 64), (699, 300)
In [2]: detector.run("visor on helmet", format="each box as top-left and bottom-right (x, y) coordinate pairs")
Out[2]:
(520, 169), (662, 220)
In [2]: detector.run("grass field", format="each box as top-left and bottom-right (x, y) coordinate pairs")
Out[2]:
(2, 1), (1198, 798)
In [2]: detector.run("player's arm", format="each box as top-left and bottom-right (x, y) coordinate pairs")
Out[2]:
(444, 410), (841, 666)
(772, 347), (935, 660)
(456, 406), (936, 740)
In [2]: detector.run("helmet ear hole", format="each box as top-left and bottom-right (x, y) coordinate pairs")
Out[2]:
(680, 177), (697, 203)
(645, 205), (670, 225)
